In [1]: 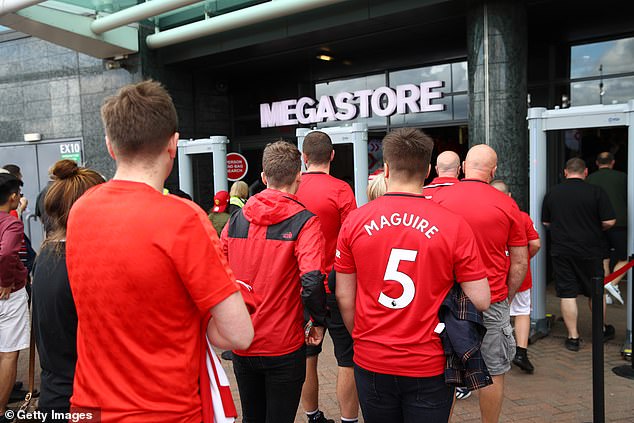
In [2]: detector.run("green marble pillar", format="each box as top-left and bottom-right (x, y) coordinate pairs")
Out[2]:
(467, 0), (528, 209)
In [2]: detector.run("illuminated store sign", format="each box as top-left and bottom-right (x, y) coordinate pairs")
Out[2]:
(260, 81), (445, 128)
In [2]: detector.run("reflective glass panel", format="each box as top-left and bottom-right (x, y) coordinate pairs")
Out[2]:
(315, 74), (387, 129)
(453, 94), (468, 120)
(389, 95), (453, 126)
(451, 62), (468, 92)
(571, 76), (634, 106)
(571, 37), (634, 79)
(390, 64), (451, 93)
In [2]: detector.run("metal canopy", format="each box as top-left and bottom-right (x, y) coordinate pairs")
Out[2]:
(0, 0), (449, 60)
(0, 0), (138, 58)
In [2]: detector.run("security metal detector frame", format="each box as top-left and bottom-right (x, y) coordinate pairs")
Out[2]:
(528, 101), (634, 351)
(296, 123), (369, 206)
(177, 137), (229, 199)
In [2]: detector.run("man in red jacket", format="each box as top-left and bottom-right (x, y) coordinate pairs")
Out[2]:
(222, 140), (329, 423)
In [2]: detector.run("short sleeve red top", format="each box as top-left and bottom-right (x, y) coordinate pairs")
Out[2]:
(66, 180), (239, 423)
(296, 172), (356, 272)
(335, 193), (486, 377)
(434, 179), (528, 303)
(519, 211), (540, 292)
(422, 176), (459, 199)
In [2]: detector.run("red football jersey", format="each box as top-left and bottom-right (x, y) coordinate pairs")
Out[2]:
(422, 176), (459, 199)
(335, 193), (486, 377)
(296, 172), (356, 272)
(67, 180), (239, 423)
(434, 179), (528, 303)
(519, 211), (540, 292)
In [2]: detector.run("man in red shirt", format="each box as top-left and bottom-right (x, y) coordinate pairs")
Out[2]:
(491, 179), (541, 374)
(0, 173), (29, 421)
(336, 128), (490, 423)
(434, 145), (528, 423)
(221, 140), (328, 423)
(296, 131), (358, 423)
(422, 150), (461, 199)
(66, 81), (253, 423)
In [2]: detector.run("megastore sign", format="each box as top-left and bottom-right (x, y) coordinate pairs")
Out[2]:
(260, 81), (446, 128)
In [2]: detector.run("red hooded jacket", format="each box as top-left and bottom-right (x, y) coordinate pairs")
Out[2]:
(221, 188), (328, 356)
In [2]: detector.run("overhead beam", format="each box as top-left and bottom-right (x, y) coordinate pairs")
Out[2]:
(146, 0), (349, 49)
(91, 0), (203, 34)
(0, 0), (44, 17)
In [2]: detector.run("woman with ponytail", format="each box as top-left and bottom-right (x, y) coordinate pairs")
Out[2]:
(31, 160), (105, 419)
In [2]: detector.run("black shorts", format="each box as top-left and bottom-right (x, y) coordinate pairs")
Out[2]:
(606, 227), (628, 261)
(552, 256), (603, 298)
(305, 270), (354, 367)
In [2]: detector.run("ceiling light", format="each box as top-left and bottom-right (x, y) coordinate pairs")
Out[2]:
(316, 54), (333, 62)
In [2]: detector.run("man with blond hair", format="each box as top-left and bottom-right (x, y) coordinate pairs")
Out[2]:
(434, 144), (528, 423)
(66, 80), (254, 422)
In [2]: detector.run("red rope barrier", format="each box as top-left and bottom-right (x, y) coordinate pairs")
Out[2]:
(604, 258), (634, 284)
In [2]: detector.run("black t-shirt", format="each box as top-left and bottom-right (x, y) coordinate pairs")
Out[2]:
(32, 243), (77, 409)
(542, 178), (615, 258)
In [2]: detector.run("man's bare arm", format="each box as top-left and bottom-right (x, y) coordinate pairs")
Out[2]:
(207, 291), (254, 350)
(507, 246), (529, 303)
(460, 277), (490, 311)
(528, 239), (541, 258)
(336, 272), (357, 334)
(602, 219), (616, 230)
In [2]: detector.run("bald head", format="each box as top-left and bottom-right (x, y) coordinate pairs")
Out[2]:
(464, 144), (498, 181)
(490, 179), (510, 195)
(435, 151), (461, 177)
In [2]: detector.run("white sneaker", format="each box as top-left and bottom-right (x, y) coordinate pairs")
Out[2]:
(606, 294), (613, 305)
(605, 283), (624, 305)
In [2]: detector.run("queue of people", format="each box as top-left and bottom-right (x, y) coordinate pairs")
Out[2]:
(0, 79), (628, 423)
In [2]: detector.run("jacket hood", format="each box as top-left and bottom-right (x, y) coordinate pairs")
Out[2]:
(242, 188), (306, 226)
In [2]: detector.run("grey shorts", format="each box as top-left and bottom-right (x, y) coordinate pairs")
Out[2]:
(481, 300), (516, 376)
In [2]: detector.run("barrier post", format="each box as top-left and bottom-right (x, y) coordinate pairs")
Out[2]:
(591, 276), (605, 423)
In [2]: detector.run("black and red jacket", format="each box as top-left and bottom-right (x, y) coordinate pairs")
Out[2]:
(221, 188), (328, 356)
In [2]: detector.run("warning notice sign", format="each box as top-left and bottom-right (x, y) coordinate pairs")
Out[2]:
(227, 152), (248, 181)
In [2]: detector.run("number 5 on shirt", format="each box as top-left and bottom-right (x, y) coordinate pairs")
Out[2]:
(379, 248), (418, 309)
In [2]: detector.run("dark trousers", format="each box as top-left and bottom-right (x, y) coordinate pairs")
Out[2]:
(232, 346), (306, 423)
(354, 364), (454, 423)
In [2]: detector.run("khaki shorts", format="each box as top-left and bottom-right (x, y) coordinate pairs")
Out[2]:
(0, 287), (30, 352)
(481, 300), (516, 376)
